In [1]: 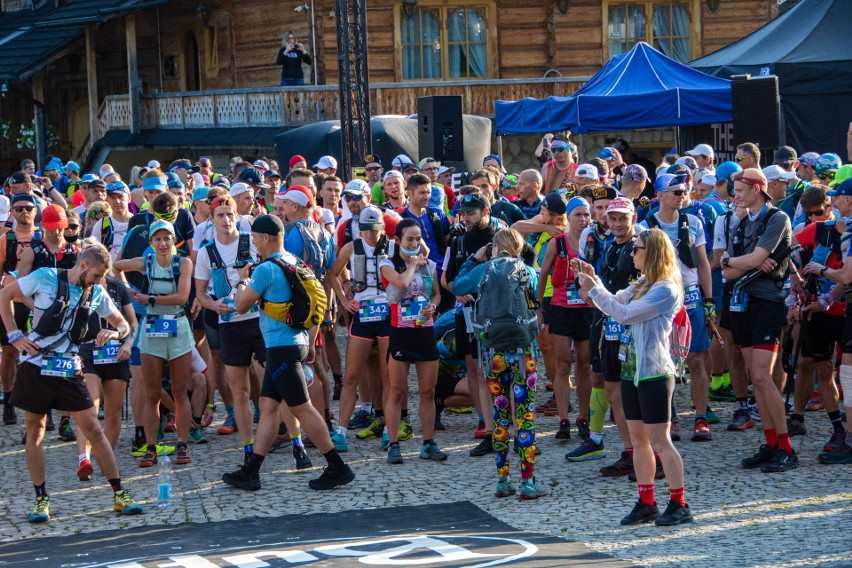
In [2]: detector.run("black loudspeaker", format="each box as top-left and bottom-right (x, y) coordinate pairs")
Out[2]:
(731, 75), (781, 149)
(417, 95), (464, 162)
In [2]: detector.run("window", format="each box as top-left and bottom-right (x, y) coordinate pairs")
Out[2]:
(399, 4), (490, 81)
(606, 1), (694, 62)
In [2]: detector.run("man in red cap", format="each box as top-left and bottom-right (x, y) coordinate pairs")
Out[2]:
(289, 155), (308, 172)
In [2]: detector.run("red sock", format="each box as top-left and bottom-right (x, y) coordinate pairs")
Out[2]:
(776, 433), (792, 453)
(670, 487), (686, 507)
(625, 448), (634, 457)
(638, 484), (655, 505)
(764, 428), (778, 448)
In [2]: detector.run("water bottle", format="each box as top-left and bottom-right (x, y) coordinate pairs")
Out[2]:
(415, 305), (426, 326)
(304, 365), (314, 387)
(157, 450), (172, 508)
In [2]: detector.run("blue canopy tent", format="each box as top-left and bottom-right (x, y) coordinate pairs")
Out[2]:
(495, 42), (732, 135)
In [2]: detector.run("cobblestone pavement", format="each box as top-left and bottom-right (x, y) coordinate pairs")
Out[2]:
(0, 338), (850, 567)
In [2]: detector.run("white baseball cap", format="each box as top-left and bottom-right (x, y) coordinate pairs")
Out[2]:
(229, 182), (252, 197)
(313, 156), (338, 170)
(0, 194), (10, 223)
(147, 160), (161, 169)
(699, 173), (717, 187)
(686, 144), (714, 158)
(575, 164), (599, 180)
(437, 165), (456, 176)
(762, 165), (796, 182)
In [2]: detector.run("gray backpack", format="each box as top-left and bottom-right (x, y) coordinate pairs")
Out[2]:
(472, 256), (539, 352)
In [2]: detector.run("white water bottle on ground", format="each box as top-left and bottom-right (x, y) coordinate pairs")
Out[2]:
(158, 450), (172, 508)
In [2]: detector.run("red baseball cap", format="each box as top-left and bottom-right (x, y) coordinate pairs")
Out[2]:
(209, 195), (237, 212)
(282, 185), (314, 207)
(289, 155), (307, 170)
(43, 204), (69, 230)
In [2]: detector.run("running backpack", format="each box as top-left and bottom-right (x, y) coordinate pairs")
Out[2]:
(288, 220), (328, 280)
(472, 256), (539, 352)
(259, 254), (327, 330)
(669, 303), (692, 377)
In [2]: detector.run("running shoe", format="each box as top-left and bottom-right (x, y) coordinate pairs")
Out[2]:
(347, 409), (374, 430)
(620, 499), (659, 525)
(175, 445), (191, 465)
(519, 477), (547, 500)
(355, 417), (385, 439)
(330, 431), (348, 452)
(495, 476), (516, 498)
(268, 435), (291, 453)
(222, 465), (261, 491)
(293, 446), (312, 470)
(447, 406), (473, 414)
(576, 418), (591, 440)
(669, 420), (681, 441)
(420, 440), (448, 461)
(381, 431), (390, 451)
(817, 442), (852, 464)
(705, 408), (720, 425)
(132, 442), (175, 458)
(308, 464), (356, 490)
(727, 408), (755, 431)
(46, 412), (55, 431)
(787, 417), (806, 436)
(138, 450), (158, 468)
(189, 428), (208, 444)
(164, 413), (176, 433)
(691, 418), (712, 441)
(823, 429), (847, 452)
(29, 496), (50, 523)
(77, 458), (93, 481)
(741, 444), (775, 469)
(113, 490), (143, 515)
(58, 417), (76, 442)
(760, 448), (798, 473)
(387, 442), (403, 464)
(397, 418), (413, 441)
(708, 385), (736, 402)
(555, 419), (571, 440)
(806, 391), (824, 411)
(535, 397), (557, 414)
(217, 415), (237, 435)
(545, 381), (554, 392)
(97, 405), (104, 420)
(3, 403), (16, 425)
(600, 451), (634, 477)
(473, 426), (488, 439)
(629, 461), (665, 481)
(469, 435), (493, 457)
(565, 438), (606, 462)
(655, 500), (693, 526)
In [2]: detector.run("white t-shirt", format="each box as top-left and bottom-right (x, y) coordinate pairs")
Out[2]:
(194, 233), (259, 324)
(90, 216), (129, 262)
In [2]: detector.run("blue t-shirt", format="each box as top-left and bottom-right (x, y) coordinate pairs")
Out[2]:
(248, 252), (308, 348)
(284, 220), (335, 270)
(402, 207), (449, 266)
(518, 197), (543, 220)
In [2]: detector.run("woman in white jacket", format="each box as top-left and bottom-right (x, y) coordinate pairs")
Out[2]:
(575, 228), (692, 527)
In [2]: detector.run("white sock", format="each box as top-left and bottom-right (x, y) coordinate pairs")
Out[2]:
(335, 425), (347, 437)
(590, 432), (604, 444)
(362, 402), (373, 413)
(382, 425), (388, 435)
(79, 453), (89, 464)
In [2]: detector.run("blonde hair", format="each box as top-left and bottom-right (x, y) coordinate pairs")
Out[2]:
(631, 228), (682, 300)
(86, 200), (112, 220)
(492, 228), (524, 258)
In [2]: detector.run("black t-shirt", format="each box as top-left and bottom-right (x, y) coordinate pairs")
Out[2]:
(601, 238), (639, 294)
(276, 47), (312, 80)
(128, 209), (195, 255)
(82, 278), (132, 342)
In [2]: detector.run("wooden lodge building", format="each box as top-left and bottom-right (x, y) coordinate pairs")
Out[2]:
(0, 0), (783, 176)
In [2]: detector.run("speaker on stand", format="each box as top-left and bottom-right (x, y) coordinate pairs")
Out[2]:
(731, 75), (782, 155)
(417, 95), (464, 163)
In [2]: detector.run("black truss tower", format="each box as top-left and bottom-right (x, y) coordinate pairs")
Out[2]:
(335, 0), (371, 181)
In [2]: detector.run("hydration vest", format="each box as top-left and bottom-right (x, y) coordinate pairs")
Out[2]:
(31, 269), (94, 344)
(732, 206), (787, 283)
(601, 237), (640, 293)
(4, 230), (40, 273)
(31, 240), (78, 271)
(646, 213), (698, 269)
(203, 233), (252, 300)
(351, 236), (387, 293)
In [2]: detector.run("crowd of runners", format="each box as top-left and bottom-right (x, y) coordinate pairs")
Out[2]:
(3, 126), (852, 527)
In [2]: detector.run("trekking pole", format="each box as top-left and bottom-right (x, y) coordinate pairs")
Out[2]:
(784, 287), (811, 409)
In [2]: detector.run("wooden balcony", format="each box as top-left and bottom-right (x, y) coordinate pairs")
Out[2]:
(95, 76), (588, 133)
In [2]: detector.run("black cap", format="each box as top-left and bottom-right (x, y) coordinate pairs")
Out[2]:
(458, 192), (488, 212)
(263, 169), (282, 179)
(238, 167), (271, 189)
(774, 146), (797, 166)
(169, 159), (200, 173)
(542, 192), (567, 215)
(9, 171), (31, 184)
(592, 185), (619, 201)
(251, 214), (284, 235)
(364, 154), (382, 166)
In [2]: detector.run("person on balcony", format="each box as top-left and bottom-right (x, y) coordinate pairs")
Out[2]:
(276, 31), (312, 87)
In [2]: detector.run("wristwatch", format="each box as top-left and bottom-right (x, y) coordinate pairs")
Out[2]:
(148, 295), (156, 307)
(820, 266), (829, 276)
(721, 257), (730, 269)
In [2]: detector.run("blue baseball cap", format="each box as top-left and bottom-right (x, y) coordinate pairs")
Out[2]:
(654, 173), (688, 192)
(64, 161), (80, 173)
(44, 158), (63, 172)
(11, 193), (36, 206)
(192, 185), (210, 202)
(149, 219), (176, 240)
(598, 147), (617, 161)
(143, 176), (167, 192)
(81, 173), (98, 184)
(715, 161), (742, 182)
(165, 172), (185, 189)
(106, 181), (130, 195)
(827, 178), (852, 197)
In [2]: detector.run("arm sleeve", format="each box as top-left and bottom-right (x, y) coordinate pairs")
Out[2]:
(451, 259), (485, 296)
(589, 282), (676, 325)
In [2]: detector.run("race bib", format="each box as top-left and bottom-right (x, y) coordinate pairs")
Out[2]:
(41, 355), (80, 378)
(604, 317), (624, 341)
(358, 299), (389, 322)
(684, 286), (701, 310)
(400, 295), (428, 322)
(94, 340), (122, 365)
(566, 283), (586, 306)
(146, 315), (178, 337)
(730, 290), (748, 313)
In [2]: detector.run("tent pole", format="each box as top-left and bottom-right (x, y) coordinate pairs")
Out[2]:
(578, 134), (585, 162)
(675, 127), (681, 155)
(497, 135), (503, 166)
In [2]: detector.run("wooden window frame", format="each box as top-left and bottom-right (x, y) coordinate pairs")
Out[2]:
(602, 0), (701, 63)
(393, 0), (497, 82)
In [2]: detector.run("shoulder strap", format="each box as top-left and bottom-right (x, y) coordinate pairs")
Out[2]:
(556, 234), (567, 258)
(205, 240), (225, 271)
(353, 238), (365, 257)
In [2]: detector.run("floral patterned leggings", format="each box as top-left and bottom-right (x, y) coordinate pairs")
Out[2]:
(485, 347), (537, 480)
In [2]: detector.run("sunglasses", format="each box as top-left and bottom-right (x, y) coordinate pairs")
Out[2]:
(661, 189), (687, 196)
(818, 172), (835, 180)
(343, 194), (364, 202)
(65, 224), (80, 230)
(630, 246), (645, 255)
(365, 166), (382, 172)
(735, 156), (750, 163)
(501, 183), (516, 191)
(551, 147), (568, 154)
(13, 206), (35, 212)
(806, 209), (826, 217)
